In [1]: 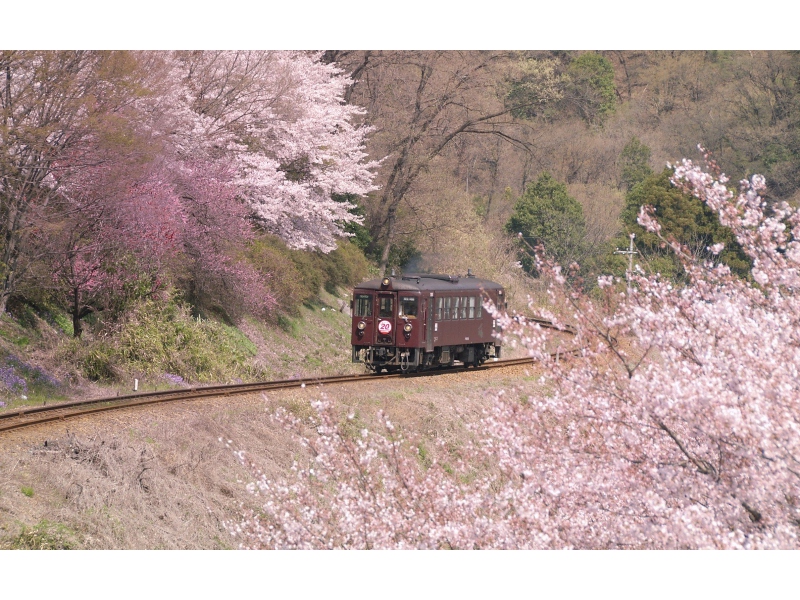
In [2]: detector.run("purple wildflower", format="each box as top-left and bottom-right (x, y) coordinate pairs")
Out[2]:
(0, 365), (28, 395)
(163, 373), (186, 386)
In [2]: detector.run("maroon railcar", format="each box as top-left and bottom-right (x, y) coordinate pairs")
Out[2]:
(351, 272), (505, 373)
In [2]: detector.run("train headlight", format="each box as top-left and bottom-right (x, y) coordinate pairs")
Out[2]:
(357, 321), (367, 331)
(403, 322), (412, 333)
(381, 277), (390, 287)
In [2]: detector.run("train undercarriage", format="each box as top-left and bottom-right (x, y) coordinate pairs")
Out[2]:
(352, 343), (501, 373)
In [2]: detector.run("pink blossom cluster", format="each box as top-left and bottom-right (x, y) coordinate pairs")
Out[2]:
(228, 157), (800, 549)
(167, 51), (379, 252)
(24, 51), (377, 325)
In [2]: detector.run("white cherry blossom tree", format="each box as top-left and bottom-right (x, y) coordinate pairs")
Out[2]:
(168, 51), (378, 252)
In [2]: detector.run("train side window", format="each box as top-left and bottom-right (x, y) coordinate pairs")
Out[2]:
(354, 294), (372, 317)
(378, 296), (394, 317)
(452, 297), (459, 320)
(399, 296), (418, 318)
(436, 297), (443, 320)
(460, 296), (468, 319)
(477, 296), (483, 319)
(444, 297), (451, 320)
(468, 296), (475, 319)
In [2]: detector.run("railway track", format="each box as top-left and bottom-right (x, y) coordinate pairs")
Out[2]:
(0, 356), (547, 435)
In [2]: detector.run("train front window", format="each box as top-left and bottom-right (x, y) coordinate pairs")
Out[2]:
(399, 297), (418, 318)
(354, 294), (372, 317)
(378, 296), (394, 318)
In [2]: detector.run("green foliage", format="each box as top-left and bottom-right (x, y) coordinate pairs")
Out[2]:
(319, 241), (372, 295)
(53, 312), (75, 336)
(568, 53), (617, 125)
(104, 255), (166, 318)
(333, 193), (372, 251)
(503, 56), (563, 122)
(276, 314), (299, 337)
(507, 59), (552, 120)
(364, 236), (421, 273)
(505, 173), (587, 275)
(69, 294), (262, 383)
(386, 238), (421, 272)
(20, 486), (34, 498)
(248, 235), (322, 315)
(3, 520), (77, 550)
(0, 325), (30, 348)
(248, 235), (371, 316)
(5, 298), (39, 330)
(617, 169), (751, 279)
(80, 345), (118, 381)
(619, 137), (653, 190)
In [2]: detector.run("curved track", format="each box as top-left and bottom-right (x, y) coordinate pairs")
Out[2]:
(0, 357), (551, 434)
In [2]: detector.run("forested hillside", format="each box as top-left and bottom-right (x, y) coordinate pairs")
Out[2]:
(1, 50), (799, 402)
(327, 51), (799, 283)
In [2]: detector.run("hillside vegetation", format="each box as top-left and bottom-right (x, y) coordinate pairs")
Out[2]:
(2, 50), (800, 551)
(2, 50), (798, 421)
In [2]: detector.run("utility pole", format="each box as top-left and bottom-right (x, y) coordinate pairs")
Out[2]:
(614, 233), (638, 292)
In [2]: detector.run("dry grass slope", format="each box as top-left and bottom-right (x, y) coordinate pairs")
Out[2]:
(0, 364), (539, 549)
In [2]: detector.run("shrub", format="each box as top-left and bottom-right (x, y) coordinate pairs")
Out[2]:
(2, 520), (77, 550)
(71, 294), (262, 383)
(248, 234), (371, 315)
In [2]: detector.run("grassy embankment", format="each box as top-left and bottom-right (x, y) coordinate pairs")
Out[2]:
(0, 359), (540, 549)
(0, 235), (375, 412)
(0, 286), (362, 414)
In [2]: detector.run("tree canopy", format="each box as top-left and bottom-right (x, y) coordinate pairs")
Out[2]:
(505, 172), (587, 274)
(619, 136), (653, 190)
(619, 169), (751, 279)
(0, 51), (378, 332)
(567, 53), (617, 125)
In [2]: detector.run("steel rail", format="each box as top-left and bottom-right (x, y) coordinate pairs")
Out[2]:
(0, 356), (559, 434)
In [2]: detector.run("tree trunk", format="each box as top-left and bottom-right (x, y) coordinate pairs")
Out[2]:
(72, 287), (83, 338)
(379, 207), (397, 276)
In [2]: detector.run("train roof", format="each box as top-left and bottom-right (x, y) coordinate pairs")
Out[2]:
(354, 273), (504, 293)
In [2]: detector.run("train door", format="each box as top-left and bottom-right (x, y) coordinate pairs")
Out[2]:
(375, 293), (396, 345)
(352, 292), (374, 344)
(425, 294), (434, 352)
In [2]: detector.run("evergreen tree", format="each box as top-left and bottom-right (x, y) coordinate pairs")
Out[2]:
(619, 137), (653, 190)
(615, 169), (751, 279)
(506, 173), (587, 275)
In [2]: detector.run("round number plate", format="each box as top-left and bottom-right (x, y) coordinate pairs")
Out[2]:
(377, 320), (392, 334)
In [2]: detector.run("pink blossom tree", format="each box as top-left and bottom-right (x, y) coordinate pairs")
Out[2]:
(168, 51), (379, 252)
(227, 153), (800, 549)
(170, 160), (276, 318)
(0, 51), (155, 314)
(4, 51), (377, 324)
